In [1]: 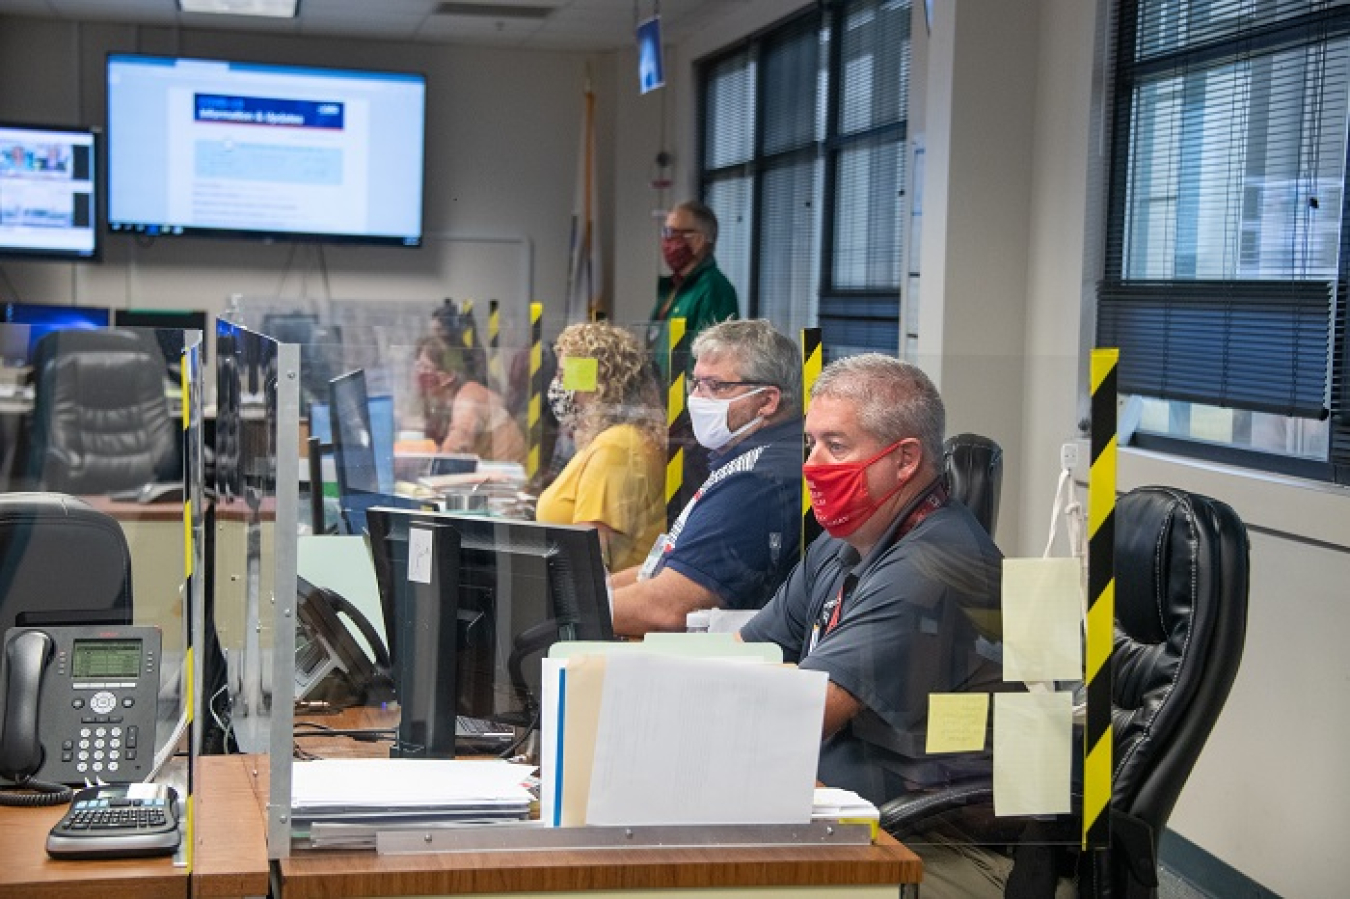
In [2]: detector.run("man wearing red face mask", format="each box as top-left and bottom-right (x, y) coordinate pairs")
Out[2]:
(739, 354), (1005, 814)
(649, 200), (739, 347)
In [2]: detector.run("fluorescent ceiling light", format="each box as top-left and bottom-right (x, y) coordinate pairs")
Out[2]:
(179, 0), (300, 18)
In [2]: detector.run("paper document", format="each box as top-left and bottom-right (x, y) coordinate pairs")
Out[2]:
(584, 652), (826, 826)
(291, 759), (535, 812)
(993, 691), (1073, 817)
(1002, 557), (1084, 682)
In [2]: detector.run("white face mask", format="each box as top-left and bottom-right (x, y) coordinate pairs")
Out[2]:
(688, 388), (766, 450)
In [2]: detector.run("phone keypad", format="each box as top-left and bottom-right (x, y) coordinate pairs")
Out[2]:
(65, 723), (138, 772)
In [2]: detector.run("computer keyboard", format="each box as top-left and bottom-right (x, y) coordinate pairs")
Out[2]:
(455, 716), (513, 739)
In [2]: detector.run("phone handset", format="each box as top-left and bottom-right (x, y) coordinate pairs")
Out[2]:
(0, 629), (55, 782)
(0, 629), (71, 806)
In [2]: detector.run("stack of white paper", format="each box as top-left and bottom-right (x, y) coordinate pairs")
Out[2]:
(290, 759), (536, 836)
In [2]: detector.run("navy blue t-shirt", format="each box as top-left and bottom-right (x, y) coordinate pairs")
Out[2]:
(652, 418), (802, 609)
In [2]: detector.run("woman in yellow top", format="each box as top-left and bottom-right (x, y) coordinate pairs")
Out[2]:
(413, 334), (527, 463)
(535, 322), (666, 571)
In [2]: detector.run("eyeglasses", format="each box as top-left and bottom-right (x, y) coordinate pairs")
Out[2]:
(687, 377), (772, 397)
(661, 226), (701, 240)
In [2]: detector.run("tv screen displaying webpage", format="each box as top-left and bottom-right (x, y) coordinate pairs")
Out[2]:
(0, 123), (98, 260)
(106, 54), (426, 247)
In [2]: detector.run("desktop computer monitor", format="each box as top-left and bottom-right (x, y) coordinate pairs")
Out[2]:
(328, 369), (381, 498)
(310, 393), (396, 494)
(261, 312), (342, 407)
(2, 302), (109, 364)
(365, 508), (614, 755)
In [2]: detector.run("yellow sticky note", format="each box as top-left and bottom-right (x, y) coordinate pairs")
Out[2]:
(562, 357), (599, 392)
(926, 693), (990, 753)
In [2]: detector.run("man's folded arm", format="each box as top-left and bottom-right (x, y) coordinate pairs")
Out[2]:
(611, 568), (720, 636)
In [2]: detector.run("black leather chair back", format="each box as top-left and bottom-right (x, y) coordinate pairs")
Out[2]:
(28, 329), (181, 494)
(0, 492), (133, 637)
(880, 485), (1249, 898)
(943, 433), (1003, 538)
(1112, 486), (1249, 847)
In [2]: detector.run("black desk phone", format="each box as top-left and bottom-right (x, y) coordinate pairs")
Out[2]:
(0, 624), (161, 789)
(46, 781), (181, 859)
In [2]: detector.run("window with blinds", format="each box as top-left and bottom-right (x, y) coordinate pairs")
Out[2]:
(697, 0), (911, 359)
(1100, 0), (1350, 481)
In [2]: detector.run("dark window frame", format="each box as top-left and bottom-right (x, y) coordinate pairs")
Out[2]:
(696, 0), (910, 360)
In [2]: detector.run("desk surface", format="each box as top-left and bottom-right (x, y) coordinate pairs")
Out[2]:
(195, 755), (271, 898)
(0, 793), (184, 899)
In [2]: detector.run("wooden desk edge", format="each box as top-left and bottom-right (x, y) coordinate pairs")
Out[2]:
(277, 833), (920, 898)
(217, 749), (920, 899)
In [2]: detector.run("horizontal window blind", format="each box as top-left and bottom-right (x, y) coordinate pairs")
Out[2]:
(1098, 279), (1334, 416)
(1102, 0), (1350, 431)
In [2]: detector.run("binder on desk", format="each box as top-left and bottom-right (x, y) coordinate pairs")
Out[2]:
(540, 647), (826, 829)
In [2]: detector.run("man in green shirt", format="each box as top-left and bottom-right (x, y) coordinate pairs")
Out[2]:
(650, 200), (739, 345)
(649, 200), (740, 508)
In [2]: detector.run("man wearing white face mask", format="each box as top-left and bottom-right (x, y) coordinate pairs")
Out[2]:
(610, 320), (802, 637)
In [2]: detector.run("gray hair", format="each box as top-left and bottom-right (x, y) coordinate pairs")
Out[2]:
(692, 319), (801, 416)
(812, 354), (944, 470)
(675, 200), (719, 245)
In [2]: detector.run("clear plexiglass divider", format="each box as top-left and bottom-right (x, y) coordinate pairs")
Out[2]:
(213, 300), (1091, 875)
(0, 321), (205, 863)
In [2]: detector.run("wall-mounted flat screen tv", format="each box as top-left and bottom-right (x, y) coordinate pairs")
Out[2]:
(106, 54), (426, 247)
(0, 123), (99, 260)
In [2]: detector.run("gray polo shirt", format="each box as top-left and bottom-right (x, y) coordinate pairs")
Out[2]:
(741, 492), (1005, 805)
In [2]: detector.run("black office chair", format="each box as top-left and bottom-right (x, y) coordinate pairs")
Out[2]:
(27, 329), (181, 495)
(0, 492), (133, 638)
(881, 486), (1250, 899)
(944, 433), (1003, 539)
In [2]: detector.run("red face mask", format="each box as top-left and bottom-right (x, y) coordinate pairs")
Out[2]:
(802, 440), (907, 537)
(662, 235), (696, 275)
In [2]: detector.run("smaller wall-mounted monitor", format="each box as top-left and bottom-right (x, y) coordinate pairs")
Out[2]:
(637, 16), (665, 94)
(106, 54), (426, 247)
(0, 123), (99, 260)
(2, 302), (109, 364)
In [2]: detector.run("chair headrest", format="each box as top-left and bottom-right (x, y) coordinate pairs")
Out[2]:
(943, 433), (1002, 538)
(0, 492), (134, 636)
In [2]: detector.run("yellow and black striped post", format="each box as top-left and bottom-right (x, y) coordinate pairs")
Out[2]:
(1083, 347), (1118, 850)
(526, 302), (544, 479)
(665, 317), (691, 529)
(487, 299), (504, 395)
(179, 344), (196, 872)
(460, 299), (476, 347)
(800, 328), (823, 557)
